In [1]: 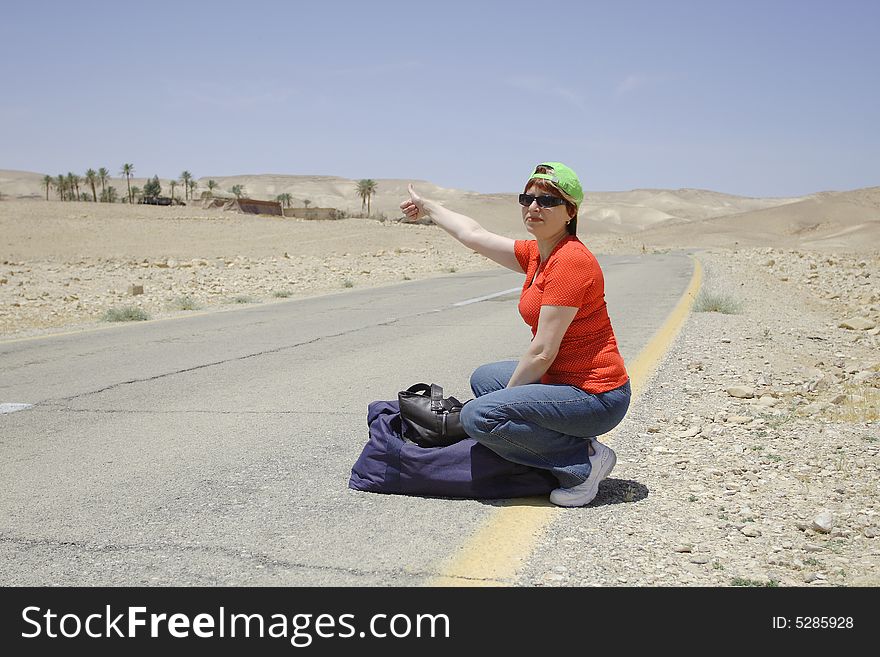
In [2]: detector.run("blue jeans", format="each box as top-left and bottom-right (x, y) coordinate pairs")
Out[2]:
(459, 361), (631, 488)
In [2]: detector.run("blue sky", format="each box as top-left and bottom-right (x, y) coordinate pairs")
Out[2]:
(1, 0), (878, 197)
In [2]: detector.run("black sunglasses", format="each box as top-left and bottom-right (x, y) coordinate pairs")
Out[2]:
(518, 193), (566, 208)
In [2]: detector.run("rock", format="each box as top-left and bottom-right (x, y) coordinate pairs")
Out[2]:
(728, 415), (753, 424)
(838, 317), (876, 330)
(679, 426), (702, 438)
(803, 373), (829, 392)
(812, 512), (834, 533)
(689, 555), (711, 565)
(864, 527), (878, 539)
(674, 544), (693, 553)
(801, 402), (832, 415)
(727, 386), (755, 399)
(741, 525), (762, 538)
(127, 284), (144, 296)
(755, 395), (778, 407)
(853, 371), (878, 384)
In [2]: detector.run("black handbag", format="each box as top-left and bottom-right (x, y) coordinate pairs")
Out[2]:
(398, 383), (468, 448)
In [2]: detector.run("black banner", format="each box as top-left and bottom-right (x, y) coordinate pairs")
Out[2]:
(0, 586), (871, 654)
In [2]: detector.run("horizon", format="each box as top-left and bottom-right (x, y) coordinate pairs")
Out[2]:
(4, 166), (876, 200)
(2, 1), (878, 198)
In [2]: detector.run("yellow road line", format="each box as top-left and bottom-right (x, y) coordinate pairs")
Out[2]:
(427, 255), (704, 586)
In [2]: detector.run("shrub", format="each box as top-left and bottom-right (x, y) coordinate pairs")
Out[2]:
(169, 295), (202, 311)
(102, 306), (150, 322)
(693, 289), (742, 314)
(730, 577), (779, 587)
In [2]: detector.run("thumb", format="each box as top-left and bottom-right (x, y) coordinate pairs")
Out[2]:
(408, 183), (418, 199)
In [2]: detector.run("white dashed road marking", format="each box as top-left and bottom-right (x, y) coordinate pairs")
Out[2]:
(0, 403), (34, 414)
(453, 287), (520, 307)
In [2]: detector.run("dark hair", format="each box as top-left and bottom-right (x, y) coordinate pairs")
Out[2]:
(523, 169), (579, 235)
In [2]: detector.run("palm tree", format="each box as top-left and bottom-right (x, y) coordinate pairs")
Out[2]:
(42, 175), (53, 201)
(188, 178), (198, 200)
(84, 169), (98, 202)
(170, 179), (178, 201)
(230, 184), (245, 199)
(275, 193), (292, 208)
(180, 171), (192, 201)
(206, 179), (218, 198)
(55, 174), (66, 201)
(129, 186), (142, 204)
(120, 163), (135, 204)
(98, 167), (109, 200)
(66, 173), (83, 201)
(101, 186), (119, 203)
(355, 179), (377, 216)
(303, 199), (311, 208)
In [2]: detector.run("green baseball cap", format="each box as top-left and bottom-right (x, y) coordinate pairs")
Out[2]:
(527, 162), (584, 206)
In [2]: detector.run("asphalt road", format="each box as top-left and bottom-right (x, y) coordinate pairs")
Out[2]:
(0, 252), (694, 585)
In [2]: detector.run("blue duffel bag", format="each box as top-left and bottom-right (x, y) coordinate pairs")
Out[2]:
(348, 400), (557, 499)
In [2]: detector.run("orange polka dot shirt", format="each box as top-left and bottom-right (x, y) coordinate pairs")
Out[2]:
(514, 235), (629, 393)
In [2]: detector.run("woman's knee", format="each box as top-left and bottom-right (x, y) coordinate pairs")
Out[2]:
(460, 397), (494, 438)
(469, 363), (494, 396)
(469, 361), (515, 396)
(460, 399), (481, 437)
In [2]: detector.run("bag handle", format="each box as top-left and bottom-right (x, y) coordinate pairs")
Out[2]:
(404, 383), (432, 396)
(403, 383), (462, 412)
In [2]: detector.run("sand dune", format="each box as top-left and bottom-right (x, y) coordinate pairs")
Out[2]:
(636, 187), (880, 251)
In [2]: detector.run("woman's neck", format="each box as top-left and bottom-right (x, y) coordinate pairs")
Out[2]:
(537, 231), (569, 262)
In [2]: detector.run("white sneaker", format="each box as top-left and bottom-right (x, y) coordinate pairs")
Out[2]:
(549, 440), (617, 507)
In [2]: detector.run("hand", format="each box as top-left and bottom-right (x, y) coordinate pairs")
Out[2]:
(399, 183), (426, 222)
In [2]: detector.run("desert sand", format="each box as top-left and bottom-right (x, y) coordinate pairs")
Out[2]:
(1, 170), (878, 585)
(2, 170), (878, 339)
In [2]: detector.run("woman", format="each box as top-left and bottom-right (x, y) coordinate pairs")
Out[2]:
(399, 162), (630, 507)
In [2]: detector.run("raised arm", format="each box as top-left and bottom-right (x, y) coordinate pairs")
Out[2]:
(400, 184), (523, 273)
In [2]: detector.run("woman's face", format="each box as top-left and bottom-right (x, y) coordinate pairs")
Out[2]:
(521, 185), (570, 239)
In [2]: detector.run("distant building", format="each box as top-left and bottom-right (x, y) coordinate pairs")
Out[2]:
(140, 197), (177, 206)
